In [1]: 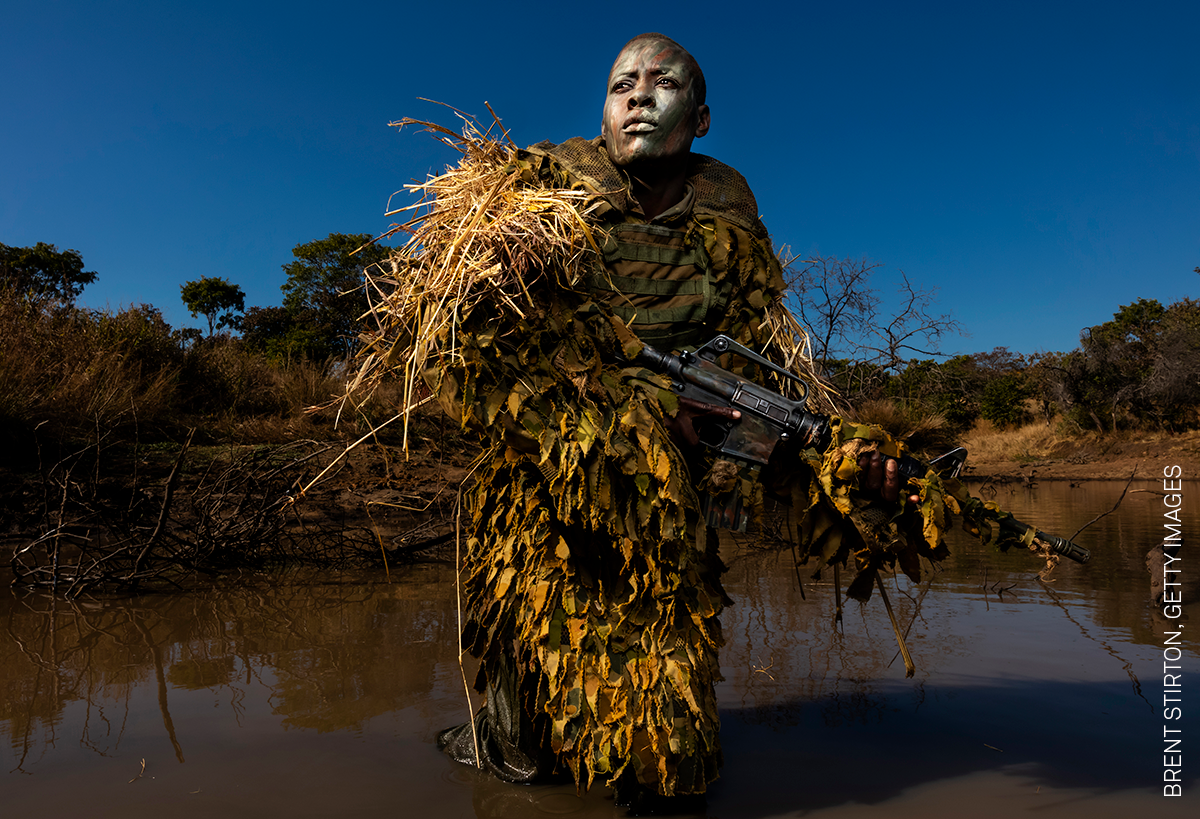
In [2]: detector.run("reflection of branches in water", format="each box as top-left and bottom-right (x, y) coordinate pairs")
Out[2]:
(260, 589), (379, 725)
(5, 615), (56, 773)
(76, 603), (134, 759)
(79, 672), (130, 759)
(1036, 580), (1151, 712)
(736, 552), (779, 712)
(888, 560), (938, 671)
(817, 596), (898, 729)
(977, 565), (1025, 613)
(722, 546), (930, 730)
(5, 596), (166, 771)
(129, 612), (185, 763)
(2, 573), (458, 769)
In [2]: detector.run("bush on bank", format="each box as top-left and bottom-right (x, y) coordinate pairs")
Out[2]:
(0, 287), (399, 459)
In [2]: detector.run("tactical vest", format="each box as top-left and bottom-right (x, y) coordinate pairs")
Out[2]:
(525, 137), (771, 352)
(588, 220), (722, 350)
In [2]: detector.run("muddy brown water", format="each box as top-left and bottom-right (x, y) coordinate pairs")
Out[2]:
(2, 480), (1196, 817)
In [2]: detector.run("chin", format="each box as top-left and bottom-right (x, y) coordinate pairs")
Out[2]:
(612, 145), (665, 167)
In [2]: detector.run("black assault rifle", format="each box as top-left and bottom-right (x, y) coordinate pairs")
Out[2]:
(635, 334), (1090, 564)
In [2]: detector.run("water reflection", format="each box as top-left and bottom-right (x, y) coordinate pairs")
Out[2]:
(2, 481), (1195, 817)
(3, 566), (459, 773)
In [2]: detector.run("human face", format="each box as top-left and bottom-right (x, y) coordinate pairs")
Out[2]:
(601, 40), (710, 168)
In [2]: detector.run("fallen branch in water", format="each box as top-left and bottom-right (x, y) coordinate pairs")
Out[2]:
(7, 431), (465, 595)
(128, 757), (146, 783)
(1069, 464), (1138, 542)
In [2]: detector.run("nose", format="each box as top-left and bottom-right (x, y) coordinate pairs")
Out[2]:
(628, 79), (656, 108)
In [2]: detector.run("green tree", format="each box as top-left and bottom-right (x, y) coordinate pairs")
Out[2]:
(1043, 296), (1200, 431)
(279, 233), (391, 358)
(979, 372), (1032, 429)
(180, 277), (246, 336)
(0, 242), (97, 303)
(1143, 298), (1200, 428)
(239, 305), (293, 350)
(240, 305), (326, 361)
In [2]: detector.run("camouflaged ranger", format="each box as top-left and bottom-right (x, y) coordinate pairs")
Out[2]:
(434, 33), (792, 802)
(428, 33), (1082, 809)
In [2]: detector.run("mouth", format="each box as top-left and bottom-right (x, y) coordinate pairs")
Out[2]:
(623, 118), (656, 133)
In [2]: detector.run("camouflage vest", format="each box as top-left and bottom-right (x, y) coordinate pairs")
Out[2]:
(525, 137), (770, 351)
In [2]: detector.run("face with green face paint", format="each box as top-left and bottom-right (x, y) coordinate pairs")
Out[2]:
(601, 38), (710, 170)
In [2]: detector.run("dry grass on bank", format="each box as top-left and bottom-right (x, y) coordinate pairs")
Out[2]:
(0, 290), (410, 450)
(959, 418), (1072, 464)
(959, 418), (1200, 479)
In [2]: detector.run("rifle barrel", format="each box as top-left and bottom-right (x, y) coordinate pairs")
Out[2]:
(1000, 516), (1091, 564)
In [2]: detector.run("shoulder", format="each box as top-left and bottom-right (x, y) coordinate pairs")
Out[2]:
(524, 138), (771, 239)
(522, 136), (624, 197)
(687, 154), (770, 239)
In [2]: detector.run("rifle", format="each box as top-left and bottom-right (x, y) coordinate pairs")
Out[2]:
(634, 334), (1090, 564)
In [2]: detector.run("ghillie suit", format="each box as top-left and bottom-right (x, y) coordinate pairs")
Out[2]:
(350, 117), (1058, 797)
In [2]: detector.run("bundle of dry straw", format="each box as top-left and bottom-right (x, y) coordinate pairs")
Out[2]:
(761, 299), (838, 413)
(346, 112), (607, 447)
(344, 110), (832, 447)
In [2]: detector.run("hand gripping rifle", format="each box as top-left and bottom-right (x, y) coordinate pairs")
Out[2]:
(635, 334), (1090, 564)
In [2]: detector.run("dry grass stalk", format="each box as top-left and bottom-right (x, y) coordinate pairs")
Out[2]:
(346, 111), (830, 449)
(348, 113), (604, 450)
(762, 302), (837, 413)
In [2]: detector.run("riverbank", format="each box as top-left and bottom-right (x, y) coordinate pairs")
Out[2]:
(958, 422), (1200, 481)
(4, 415), (1197, 593)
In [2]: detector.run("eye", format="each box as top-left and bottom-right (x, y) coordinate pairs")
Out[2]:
(656, 77), (679, 89)
(611, 79), (633, 93)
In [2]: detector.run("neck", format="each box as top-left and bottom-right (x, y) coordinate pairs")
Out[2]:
(624, 155), (689, 220)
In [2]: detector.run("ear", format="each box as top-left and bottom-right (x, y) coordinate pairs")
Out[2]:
(694, 104), (711, 138)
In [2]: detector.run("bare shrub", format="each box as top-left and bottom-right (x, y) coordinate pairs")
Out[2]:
(6, 435), (459, 596)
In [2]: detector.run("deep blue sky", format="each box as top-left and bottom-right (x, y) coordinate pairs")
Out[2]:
(4, 0), (1197, 357)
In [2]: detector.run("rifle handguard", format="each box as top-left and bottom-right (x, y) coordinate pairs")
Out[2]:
(898, 455), (1090, 564)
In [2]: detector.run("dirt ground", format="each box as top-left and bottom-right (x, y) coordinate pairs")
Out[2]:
(959, 429), (1200, 482)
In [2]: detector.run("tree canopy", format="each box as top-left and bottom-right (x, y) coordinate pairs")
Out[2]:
(272, 232), (391, 359)
(1044, 296), (1200, 430)
(0, 242), (97, 303)
(180, 276), (246, 336)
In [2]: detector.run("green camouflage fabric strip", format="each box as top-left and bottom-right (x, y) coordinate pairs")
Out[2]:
(786, 418), (1056, 600)
(426, 141), (791, 796)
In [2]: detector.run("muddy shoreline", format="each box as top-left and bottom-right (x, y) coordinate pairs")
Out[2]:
(958, 430), (1200, 482)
